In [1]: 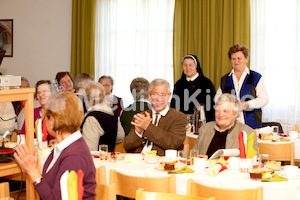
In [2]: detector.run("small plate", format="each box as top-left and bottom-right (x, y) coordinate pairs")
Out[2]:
(154, 167), (179, 172)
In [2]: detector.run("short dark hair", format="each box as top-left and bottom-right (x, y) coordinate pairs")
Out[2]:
(55, 71), (74, 85)
(228, 44), (249, 59)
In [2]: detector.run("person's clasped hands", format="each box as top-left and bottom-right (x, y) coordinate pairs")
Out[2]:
(131, 111), (152, 133)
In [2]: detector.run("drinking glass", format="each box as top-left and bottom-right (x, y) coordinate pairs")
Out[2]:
(189, 149), (199, 165)
(177, 150), (188, 166)
(259, 154), (269, 165)
(99, 144), (108, 161)
(272, 126), (279, 139)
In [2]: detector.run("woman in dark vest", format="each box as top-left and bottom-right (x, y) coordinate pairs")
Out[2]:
(81, 82), (125, 152)
(214, 44), (269, 129)
(170, 54), (216, 122)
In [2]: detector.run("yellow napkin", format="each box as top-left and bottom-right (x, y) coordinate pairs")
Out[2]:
(261, 173), (288, 182)
(272, 137), (290, 142)
(168, 166), (194, 174)
(246, 132), (257, 158)
(67, 170), (78, 200)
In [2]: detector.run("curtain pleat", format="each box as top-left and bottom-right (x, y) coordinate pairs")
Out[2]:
(173, 0), (250, 88)
(71, 0), (96, 79)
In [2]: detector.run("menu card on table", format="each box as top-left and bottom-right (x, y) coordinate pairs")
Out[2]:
(209, 149), (240, 160)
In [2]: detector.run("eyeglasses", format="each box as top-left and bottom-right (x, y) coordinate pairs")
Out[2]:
(151, 93), (169, 98)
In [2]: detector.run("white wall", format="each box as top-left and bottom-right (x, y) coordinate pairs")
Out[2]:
(0, 0), (72, 87)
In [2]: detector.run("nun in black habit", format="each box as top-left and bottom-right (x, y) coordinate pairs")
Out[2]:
(170, 55), (216, 122)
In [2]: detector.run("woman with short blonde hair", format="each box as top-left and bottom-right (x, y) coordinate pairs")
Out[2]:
(14, 92), (96, 199)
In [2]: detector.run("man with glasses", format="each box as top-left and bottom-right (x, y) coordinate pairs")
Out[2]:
(124, 78), (187, 156)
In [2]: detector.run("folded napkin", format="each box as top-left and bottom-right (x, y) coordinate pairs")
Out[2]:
(246, 132), (257, 158)
(77, 170), (84, 200)
(60, 170), (69, 200)
(272, 137), (290, 142)
(239, 131), (246, 158)
(259, 126), (273, 134)
(261, 174), (288, 182)
(67, 170), (78, 200)
(168, 166), (194, 174)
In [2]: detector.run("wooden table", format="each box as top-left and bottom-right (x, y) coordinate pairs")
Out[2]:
(0, 88), (36, 199)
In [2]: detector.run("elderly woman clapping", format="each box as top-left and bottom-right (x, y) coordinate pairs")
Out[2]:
(192, 93), (258, 158)
(14, 92), (96, 199)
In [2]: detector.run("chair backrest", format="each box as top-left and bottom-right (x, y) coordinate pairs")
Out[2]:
(96, 166), (107, 185)
(95, 183), (116, 200)
(258, 142), (295, 165)
(187, 179), (262, 200)
(109, 169), (176, 199)
(114, 140), (127, 153)
(0, 182), (10, 198)
(262, 122), (283, 133)
(183, 136), (197, 153)
(136, 188), (215, 200)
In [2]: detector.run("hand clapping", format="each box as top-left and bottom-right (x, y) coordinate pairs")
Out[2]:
(131, 111), (152, 133)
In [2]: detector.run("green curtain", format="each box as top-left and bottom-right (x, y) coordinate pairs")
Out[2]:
(173, 0), (250, 88)
(71, 0), (96, 79)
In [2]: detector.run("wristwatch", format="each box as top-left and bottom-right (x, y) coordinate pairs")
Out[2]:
(33, 177), (42, 186)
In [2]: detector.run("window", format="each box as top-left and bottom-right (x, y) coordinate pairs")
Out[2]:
(251, 0), (300, 128)
(95, 0), (175, 107)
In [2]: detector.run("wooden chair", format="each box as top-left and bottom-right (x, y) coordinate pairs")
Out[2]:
(262, 122), (283, 133)
(183, 136), (197, 153)
(136, 188), (215, 200)
(258, 142), (295, 165)
(0, 182), (10, 198)
(187, 179), (262, 200)
(109, 169), (176, 199)
(96, 166), (107, 185)
(114, 140), (127, 153)
(95, 183), (116, 200)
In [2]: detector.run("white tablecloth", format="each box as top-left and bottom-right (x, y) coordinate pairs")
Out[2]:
(93, 156), (300, 200)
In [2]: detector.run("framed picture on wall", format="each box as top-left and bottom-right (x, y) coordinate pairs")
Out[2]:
(0, 19), (13, 57)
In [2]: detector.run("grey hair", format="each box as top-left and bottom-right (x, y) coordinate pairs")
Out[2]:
(74, 73), (94, 91)
(216, 93), (241, 115)
(148, 78), (171, 94)
(85, 82), (106, 106)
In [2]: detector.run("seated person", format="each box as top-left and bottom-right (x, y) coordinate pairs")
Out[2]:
(192, 93), (258, 158)
(124, 78), (187, 156)
(0, 102), (16, 137)
(14, 91), (96, 199)
(74, 72), (94, 113)
(55, 71), (75, 92)
(98, 75), (123, 117)
(19, 80), (56, 142)
(120, 77), (151, 136)
(81, 82), (125, 152)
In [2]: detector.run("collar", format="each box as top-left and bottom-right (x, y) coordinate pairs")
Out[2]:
(229, 67), (250, 76)
(214, 120), (236, 133)
(186, 73), (199, 81)
(55, 130), (82, 152)
(88, 103), (113, 115)
(152, 106), (169, 117)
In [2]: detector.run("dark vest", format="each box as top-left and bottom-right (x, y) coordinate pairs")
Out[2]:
(220, 70), (262, 129)
(81, 111), (118, 152)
